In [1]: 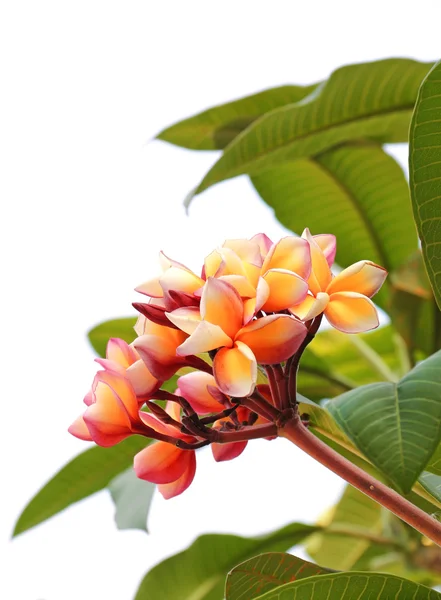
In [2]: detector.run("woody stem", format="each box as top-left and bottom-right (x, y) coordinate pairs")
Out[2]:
(279, 412), (441, 547)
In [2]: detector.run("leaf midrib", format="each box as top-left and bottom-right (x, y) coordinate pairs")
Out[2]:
(200, 104), (414, 189)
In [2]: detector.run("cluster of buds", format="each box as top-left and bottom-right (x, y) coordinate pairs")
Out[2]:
(69, 230), (387, 498)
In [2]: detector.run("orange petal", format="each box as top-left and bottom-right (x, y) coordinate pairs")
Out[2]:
(236, 314), (307, 364)
(313, 234), (336, 267)
(290, 292), (329, 321)
(325, 291), (379, 333)
(218, 274), (256, 298)
(302, 228), (332, 294)
(177, 372), (224, 414)
(176, 321), (233, 356)
(212, 440), (247, 462)
(134, 442), (190, 484)
(126, 359), (159, 397)
(94, 371), (139, 421)
(327, 260), (388, 298)
(68, 414), (93, 441)
(157, 451), (196, 499)
(165, 306), (202, 335)
(262, 268), (308, 312)
(106, 338), (138, 367)
(213, 341), (257, 397)
(83, 381), (133, 447)
(200, 278), (243, 339)
(262, 236), (311, 280)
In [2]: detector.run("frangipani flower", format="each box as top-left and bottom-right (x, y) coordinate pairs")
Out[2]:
(291, 229), (387, 333)
(69, 370), (140, 447)
(95, 337), (160, 397)
(135, 402), (197, 499)
(167, 277), (307, 396)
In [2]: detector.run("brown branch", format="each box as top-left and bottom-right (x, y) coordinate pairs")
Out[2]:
(279, 412), (441, 547)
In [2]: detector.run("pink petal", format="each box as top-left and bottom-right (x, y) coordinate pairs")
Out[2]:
(134, 442), (191, 484)
(105, 338), (138, 367)
(249, 233), (273, 257)
(68, 414), (93, 441)
(313, 234), (337, 267)
(177, 372), (225, 414)
(134, 332), (187, 380)
(126, 359), (160, 397)
(222, 238), (263, 267)
(236, 314), (307, 364)
(165, 306), (202, 335)
(157, 451), (196, 499)
(325, 291), (379, 333)
(213, 341), (257, 397)
(212, 440), (247, 462)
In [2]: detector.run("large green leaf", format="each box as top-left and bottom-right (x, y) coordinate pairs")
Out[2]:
(225, 553), (330, 600)
(13, 436), (149, 537)
(252, 144), (417, 290)
(327, 350), (441, 493)
(409, 59), (441, 311)
(189, 58), (431, 198)
(307, 485), (382, 570)
(108, 467), (155, 533)
(251, 572), (441, 599)
(419, 471), (441, 506)
(157, 84), (318, 150)
(134, 523), (317, 600)
(88, 317), (137, 357)
(389, 251), (441, 358)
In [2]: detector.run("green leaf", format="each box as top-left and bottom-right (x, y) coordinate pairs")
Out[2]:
(189, 58), (431, 199)
(108, 467), (154, 533)
(252, 144), (417, 296)
(327, 350), (441, 493)
(251, 572), (441, 599)
(88, 317), (137, 357)
(13, 436), (149, 537)
(225, 553), (330, 600)
(389, 251), (441, 358)
(307, 486), (382, 570)
(157, 84), (318, 150)
(419, 471), (441, 506)
(410, 59), (441, 311)
(134, 523), (317, 600)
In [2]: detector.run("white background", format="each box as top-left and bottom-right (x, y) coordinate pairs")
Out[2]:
(1, 2), (439, 599)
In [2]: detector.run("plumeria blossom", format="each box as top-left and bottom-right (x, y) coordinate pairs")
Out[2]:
(70, 230), (387, 499)
(290, 229), (387, 334)
(167, 277), (307, 397)
(135, 402), (198, 499)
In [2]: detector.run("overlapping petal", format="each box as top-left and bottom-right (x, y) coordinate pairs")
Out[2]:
(213, 341), (257, 397)
(176, 321), (232, 356)
(158, 451), (196, 499)
(262, 269), (308, 312)
(200, 277), (243, 339)
(262, 236), (311, 280)
(290, 292), (330, 321)
(177, 372), (225, 414)
(68, 415), (93, 441)
(134, 328), (188, 380)
(313, 233), (336, 267)
(301, 228), (332, 294)
(212, 440), (247, 462)
(325, 291), (379, 333)
(134, 442), (192, 484)
(236, 314), (307, 364)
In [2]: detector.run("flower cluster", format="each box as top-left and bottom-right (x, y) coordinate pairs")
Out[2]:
(69, 231), (387, 498)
